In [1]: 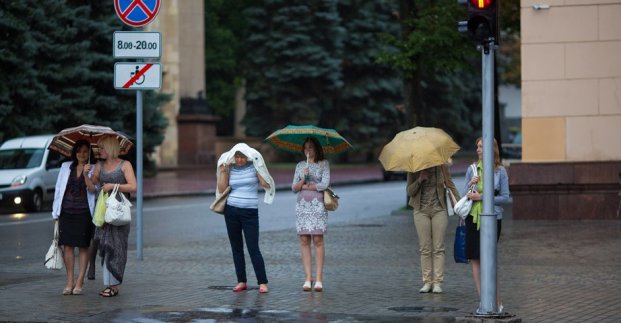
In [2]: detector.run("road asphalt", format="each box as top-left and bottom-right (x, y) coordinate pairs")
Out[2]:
(1, 162), (619, 322)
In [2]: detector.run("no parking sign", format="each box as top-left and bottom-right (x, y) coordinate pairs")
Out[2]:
(114, 0), (161, 27)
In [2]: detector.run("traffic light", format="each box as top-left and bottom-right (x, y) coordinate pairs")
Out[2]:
(457, 0), (498, 44)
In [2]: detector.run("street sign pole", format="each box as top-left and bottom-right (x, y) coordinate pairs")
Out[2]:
(114, 0), (161, 261)
(477, 40), (499, 316)
(136, 89), (144, 260)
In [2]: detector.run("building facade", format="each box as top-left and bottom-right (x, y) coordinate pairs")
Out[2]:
(512, 0), (621, 219)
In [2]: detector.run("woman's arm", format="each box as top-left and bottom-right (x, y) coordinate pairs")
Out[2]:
(217, 164), (229, 193)
(314, 160), (330, 191)
(82, 164), (97, 192)
(494, 167), (511, 205)
(406, 171), (424, 197)
(257, 172), (270, 189)
(292, 162), (305, 193)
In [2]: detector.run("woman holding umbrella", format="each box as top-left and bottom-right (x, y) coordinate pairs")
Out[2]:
(292, 137), (331, 292)
(406, 164), (460, 293)
(51, 140), (97, 295)
(92, 136), (136, 297)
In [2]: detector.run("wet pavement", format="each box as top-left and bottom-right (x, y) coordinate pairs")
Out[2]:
(1, 162), (620, 322)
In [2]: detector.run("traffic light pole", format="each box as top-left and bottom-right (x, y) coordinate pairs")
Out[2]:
(477, 40), (501, 317)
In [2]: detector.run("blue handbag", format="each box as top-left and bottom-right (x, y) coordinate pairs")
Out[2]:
(454, 218), (468, 264)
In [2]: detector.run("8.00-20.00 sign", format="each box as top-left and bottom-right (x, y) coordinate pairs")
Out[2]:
(113, 31), (161, 59)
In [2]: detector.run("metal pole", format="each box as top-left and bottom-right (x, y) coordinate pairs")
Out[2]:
(477, 41), (498, 315)
(136, 90), (144, 260)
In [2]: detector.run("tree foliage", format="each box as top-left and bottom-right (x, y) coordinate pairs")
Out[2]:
(242, 0), (404, 160)
(376, 0), (482, 146)
(0, 0), (168, 166)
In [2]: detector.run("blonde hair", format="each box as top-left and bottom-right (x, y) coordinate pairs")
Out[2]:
(476, 137), (501, 169)
(98, 136), (120, 159)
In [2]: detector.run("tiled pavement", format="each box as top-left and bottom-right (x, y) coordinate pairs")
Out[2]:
(1, 162), (620, 322)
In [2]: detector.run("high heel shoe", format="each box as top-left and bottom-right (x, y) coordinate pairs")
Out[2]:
(313, 281), (323, 292)
(303, 281), (312, 291)
(232, 282), (247, 292)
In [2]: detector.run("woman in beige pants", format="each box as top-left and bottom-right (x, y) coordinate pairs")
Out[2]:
(406, 164), (460, 293)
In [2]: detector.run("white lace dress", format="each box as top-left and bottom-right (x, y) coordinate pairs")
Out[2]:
(292, 160), (330, 235)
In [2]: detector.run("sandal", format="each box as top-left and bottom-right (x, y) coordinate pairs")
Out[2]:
(99, 287), (112, 296)
(101, 287), (119, 297)
(62, 287), (73, 295)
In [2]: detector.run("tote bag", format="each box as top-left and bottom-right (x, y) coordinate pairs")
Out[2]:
(210, 186), (231, 214)
(104, 184), (132, 226)
(454, 218), (468, 264)
(44, 221), (63, 270)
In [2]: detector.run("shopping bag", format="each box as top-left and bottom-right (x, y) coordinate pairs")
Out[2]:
(93, 189), (108, 227)
(454, 218), (468, 264)
(44, 221), (63, 270)
(105, 184), (132, 226)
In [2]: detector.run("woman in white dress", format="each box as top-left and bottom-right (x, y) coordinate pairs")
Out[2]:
(292, 137), (330, 292)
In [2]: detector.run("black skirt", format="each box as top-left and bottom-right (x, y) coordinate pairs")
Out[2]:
(59, 211), (94, 248)
(464, 215), (502, 260)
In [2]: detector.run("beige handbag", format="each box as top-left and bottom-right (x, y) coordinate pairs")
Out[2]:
(210, 186), (231, 214)
(323, 187), (339, 211)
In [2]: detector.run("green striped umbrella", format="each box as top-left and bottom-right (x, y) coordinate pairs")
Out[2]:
(264, 125), (352, 155)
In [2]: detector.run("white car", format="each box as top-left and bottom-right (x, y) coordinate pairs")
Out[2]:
(0, 135), (65, 212)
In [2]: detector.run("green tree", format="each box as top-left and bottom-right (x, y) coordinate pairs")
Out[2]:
(204, 0), (258, 135)
(0, 0), (168, 169)
(378, 0), (478, 134)
(242, 0), (345, 135)
(336, 0), (404, 158)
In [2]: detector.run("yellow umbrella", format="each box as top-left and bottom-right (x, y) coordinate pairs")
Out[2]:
(378, 127), (460, 173)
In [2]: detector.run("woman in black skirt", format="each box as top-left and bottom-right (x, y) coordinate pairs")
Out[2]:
(51, 140), (97, 295)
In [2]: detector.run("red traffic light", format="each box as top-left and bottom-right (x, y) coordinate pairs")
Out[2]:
(469, 0), (493, 9)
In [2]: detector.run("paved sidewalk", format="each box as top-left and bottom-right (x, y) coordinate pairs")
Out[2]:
(1, 161), (620, 322)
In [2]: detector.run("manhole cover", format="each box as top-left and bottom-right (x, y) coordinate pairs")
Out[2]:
(388, 306), (457, 313)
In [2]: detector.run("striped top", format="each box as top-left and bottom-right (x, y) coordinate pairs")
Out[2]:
(227, 163), (259, 209)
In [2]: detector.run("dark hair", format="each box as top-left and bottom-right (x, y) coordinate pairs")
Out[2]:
(71, 140), (95, 166)
(302, 137), (325, 162)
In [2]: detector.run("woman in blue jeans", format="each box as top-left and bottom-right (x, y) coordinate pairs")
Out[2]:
(216, 144), (275, 293)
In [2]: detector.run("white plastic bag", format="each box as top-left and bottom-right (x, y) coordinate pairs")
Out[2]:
(44, 221), (63, 270)
(104, 184), (132, 226)
(454, 164), (478, 219)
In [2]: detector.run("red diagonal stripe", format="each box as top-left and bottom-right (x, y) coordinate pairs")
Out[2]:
(123, 64), (153, 88)
(135, 0), (155, 16)
(121, 1), (140, 19)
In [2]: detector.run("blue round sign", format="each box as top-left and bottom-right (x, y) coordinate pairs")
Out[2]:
(114, 0), (161, 27)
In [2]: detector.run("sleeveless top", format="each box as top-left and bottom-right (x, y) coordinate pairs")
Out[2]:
(99, 160), (128, 198)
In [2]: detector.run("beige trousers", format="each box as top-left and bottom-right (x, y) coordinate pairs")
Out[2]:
(413, 209), (448, 284)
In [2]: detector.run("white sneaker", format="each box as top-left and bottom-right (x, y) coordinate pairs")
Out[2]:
(419, 283), (432, 293)
(432, 283), (443, 293)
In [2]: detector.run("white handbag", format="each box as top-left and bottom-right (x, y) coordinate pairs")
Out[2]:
(104, 184), (132, 226)
(454, 164), (478, 219)
(44, 221), (63, 270)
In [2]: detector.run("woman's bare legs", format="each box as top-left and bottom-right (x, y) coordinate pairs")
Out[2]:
(63, 246), (75, 290)
(471, 259), (481, 295)
(74, 247), (89, 289)
(313, 235), (324, 284)
(299, 235), (312, 282)
(471, 259), (502, 309)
